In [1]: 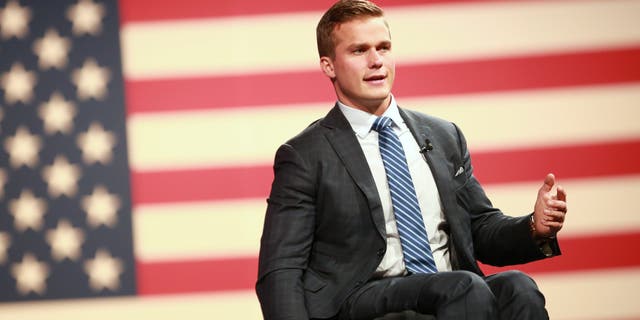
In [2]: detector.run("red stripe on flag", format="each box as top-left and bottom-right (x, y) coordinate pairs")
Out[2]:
(396, 46), (640, 97)
(132, 139), (640, 205)
(125, 47), (640, 114)
(119, 0), (504, 23)
(137, 231), (640, 294)
(480, 231), (640, 275)
(132, 165), (272, 205)
(472, 139), (640, 185)
(136, 256), (258, 295)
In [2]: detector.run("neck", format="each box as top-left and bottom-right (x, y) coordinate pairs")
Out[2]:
(338, 96), (392, 116)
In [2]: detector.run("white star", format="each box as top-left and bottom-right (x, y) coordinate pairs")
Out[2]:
(82, 185), (120, 228)
(0, 232), (10, 265)
(67, 0), (105, 36)
(0, 168), (6, 199)
(84, 249), (123, 292)
(33, 28), (71, 70)
(3, 126), (42, 168)
(0, 0), (31, 39)
(1, 63), (37, 104)
(9, 189), (47, 232)
(42, 155), (82, 198)
(11, 253), (50, 295)
(39, 92), (77, 135)
(71, 58), (110, 100)
(77, 122), (115, 164)
(46, 219), (85, 261)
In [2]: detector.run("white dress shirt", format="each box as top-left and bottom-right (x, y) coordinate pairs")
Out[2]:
(338, 97), (452, 277)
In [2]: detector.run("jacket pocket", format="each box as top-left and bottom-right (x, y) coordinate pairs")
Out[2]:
(452, 166), (469, 192)
(303, 269), (327, 293)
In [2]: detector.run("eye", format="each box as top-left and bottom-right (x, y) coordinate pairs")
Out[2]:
(378, 44), (391, 52)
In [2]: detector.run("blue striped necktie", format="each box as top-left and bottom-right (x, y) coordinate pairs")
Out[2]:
(372, 116), (437, 274)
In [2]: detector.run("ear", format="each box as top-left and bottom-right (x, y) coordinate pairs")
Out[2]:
(320, 56), (336, 78)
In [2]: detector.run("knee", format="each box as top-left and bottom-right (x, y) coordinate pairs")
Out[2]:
(427, 271), (496, 318)
(490, 270), (545, 306)
(447, 271), (493, 303)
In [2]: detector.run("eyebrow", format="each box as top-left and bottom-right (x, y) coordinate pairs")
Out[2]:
(346, 40), (391, 50)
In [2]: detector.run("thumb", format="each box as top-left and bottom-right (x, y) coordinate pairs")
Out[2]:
(540, 173), (555, 193)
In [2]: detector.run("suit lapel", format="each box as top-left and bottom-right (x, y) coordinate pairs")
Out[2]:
(400, 108), (457, 209)
(321, 106), (386, 238)
(401, 108), (472, 269)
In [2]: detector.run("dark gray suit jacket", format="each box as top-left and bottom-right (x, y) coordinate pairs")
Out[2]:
(256, 105), (559, 320)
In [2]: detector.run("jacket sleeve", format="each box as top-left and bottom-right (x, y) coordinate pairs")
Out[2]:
(256, 143), (316, 320)
(451, 124), (560, 266)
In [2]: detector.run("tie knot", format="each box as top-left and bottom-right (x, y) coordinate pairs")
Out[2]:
(372, 116), (393, 132)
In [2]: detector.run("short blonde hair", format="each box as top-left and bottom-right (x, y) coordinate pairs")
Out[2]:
(316, 0), (386, 58)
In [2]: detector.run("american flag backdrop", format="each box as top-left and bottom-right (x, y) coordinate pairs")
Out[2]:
(1, 0), (639, 319)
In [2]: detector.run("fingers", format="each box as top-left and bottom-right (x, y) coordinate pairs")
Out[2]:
(557, 185), (567, 202)
(541, 221), (563, 234)
(544, 187), (567, 225)
(533, 173), (567, 238)
(547, 181), (567, 216)
(536, 207), (565, 238)
(543, 208), (565, 223)
(547, 198), (567, 213)
(542, 200), (566, 234)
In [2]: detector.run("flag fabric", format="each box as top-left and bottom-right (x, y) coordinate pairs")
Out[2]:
(0, 0), (136, 303)
(2, 0), (640, 319)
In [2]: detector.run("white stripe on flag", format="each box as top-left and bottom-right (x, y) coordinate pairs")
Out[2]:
(127, 84), (640, 170)
(134, 176), (640, 261)
(121, 0), (640, 78)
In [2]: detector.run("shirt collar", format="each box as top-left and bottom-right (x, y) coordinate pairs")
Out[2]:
(337, 95), (405, 138)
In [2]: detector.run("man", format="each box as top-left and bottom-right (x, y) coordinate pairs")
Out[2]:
(256, 0), (567, 319)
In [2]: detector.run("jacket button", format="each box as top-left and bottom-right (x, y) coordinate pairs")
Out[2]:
(377, 248), (385, 256)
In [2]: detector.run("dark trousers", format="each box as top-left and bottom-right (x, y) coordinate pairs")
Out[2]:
(339, 270), (548, 320)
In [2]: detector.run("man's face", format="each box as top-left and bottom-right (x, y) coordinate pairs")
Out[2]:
(320, 16), (395, 115)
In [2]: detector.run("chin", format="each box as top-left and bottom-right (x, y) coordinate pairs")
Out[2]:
(365, 90), (391, 101)
(368, 84), (391, 95)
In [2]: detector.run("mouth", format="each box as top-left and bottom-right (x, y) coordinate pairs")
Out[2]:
(364, 74), (387, 84)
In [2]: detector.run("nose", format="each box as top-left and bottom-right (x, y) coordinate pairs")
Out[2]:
(368, 49), (383, 68)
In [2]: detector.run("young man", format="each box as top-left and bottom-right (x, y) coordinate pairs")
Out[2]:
(256, 1), (567, 319)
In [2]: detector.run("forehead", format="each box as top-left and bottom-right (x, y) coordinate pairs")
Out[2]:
(332, 17), (390, 47)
